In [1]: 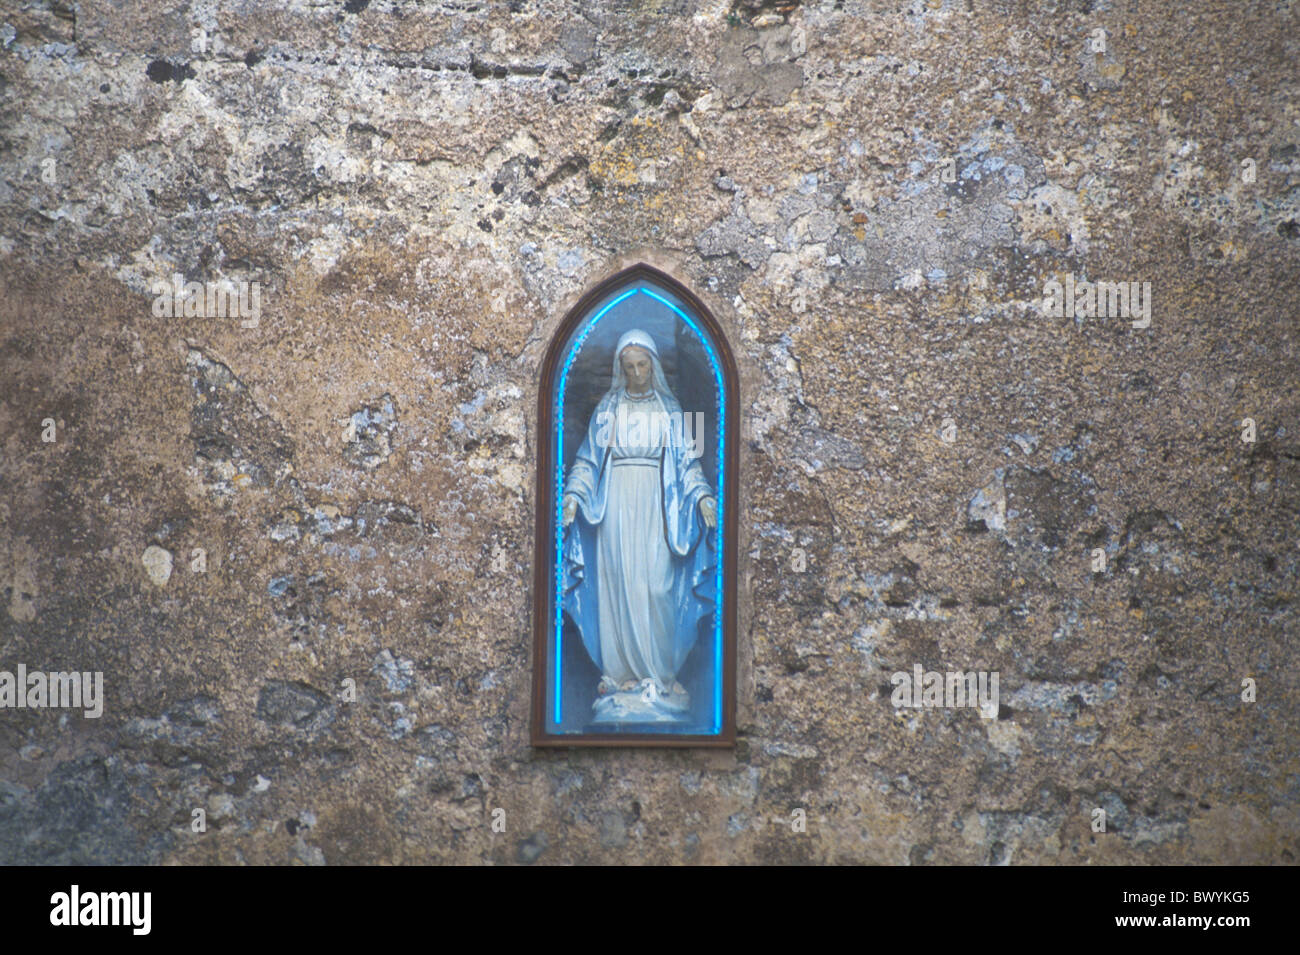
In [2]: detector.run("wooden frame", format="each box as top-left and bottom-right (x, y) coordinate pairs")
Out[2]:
(530, 263), (739, 747)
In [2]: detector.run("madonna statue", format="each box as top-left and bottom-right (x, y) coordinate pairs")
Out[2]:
(560, 328), (717, 723)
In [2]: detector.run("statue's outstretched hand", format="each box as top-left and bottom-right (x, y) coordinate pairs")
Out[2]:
(699, 496), (717, 529)
(562, 495), (578, 527)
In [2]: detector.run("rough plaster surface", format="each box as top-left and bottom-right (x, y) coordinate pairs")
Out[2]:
(1, 0), (1297, 864)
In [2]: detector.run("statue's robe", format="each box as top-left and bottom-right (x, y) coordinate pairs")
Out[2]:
(562, 387), (716, 686)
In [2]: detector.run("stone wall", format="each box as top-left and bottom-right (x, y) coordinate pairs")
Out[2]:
(1, 0), (1297, 864)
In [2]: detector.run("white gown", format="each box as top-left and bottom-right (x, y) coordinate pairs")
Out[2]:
(595, 389), (676, 686)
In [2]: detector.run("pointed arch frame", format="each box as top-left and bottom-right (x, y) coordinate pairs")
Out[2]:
(531, 263), (739, 747)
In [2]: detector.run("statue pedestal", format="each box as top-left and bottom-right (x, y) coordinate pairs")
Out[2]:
(591, 680), (690, 724)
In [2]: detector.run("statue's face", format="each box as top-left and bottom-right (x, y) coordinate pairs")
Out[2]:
(620, 346), (653, 393)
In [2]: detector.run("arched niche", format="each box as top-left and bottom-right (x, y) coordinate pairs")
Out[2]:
(531, 264), (738, 746)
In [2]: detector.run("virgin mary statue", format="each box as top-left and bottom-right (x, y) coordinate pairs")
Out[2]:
(561, 328), (717, 722)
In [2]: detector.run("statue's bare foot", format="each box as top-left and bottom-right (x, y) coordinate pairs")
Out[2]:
(671, 681), (686, 696)
(619, 679), (638, 692)
(597, 676), (619, 696)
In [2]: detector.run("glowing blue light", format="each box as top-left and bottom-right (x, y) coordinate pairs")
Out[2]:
(553, 284), (726, 735)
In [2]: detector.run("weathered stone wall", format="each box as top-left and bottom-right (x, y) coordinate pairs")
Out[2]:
(1, 0), (1297, 864)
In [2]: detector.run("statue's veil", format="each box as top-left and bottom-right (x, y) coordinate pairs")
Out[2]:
(608, 328), (673, 399)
